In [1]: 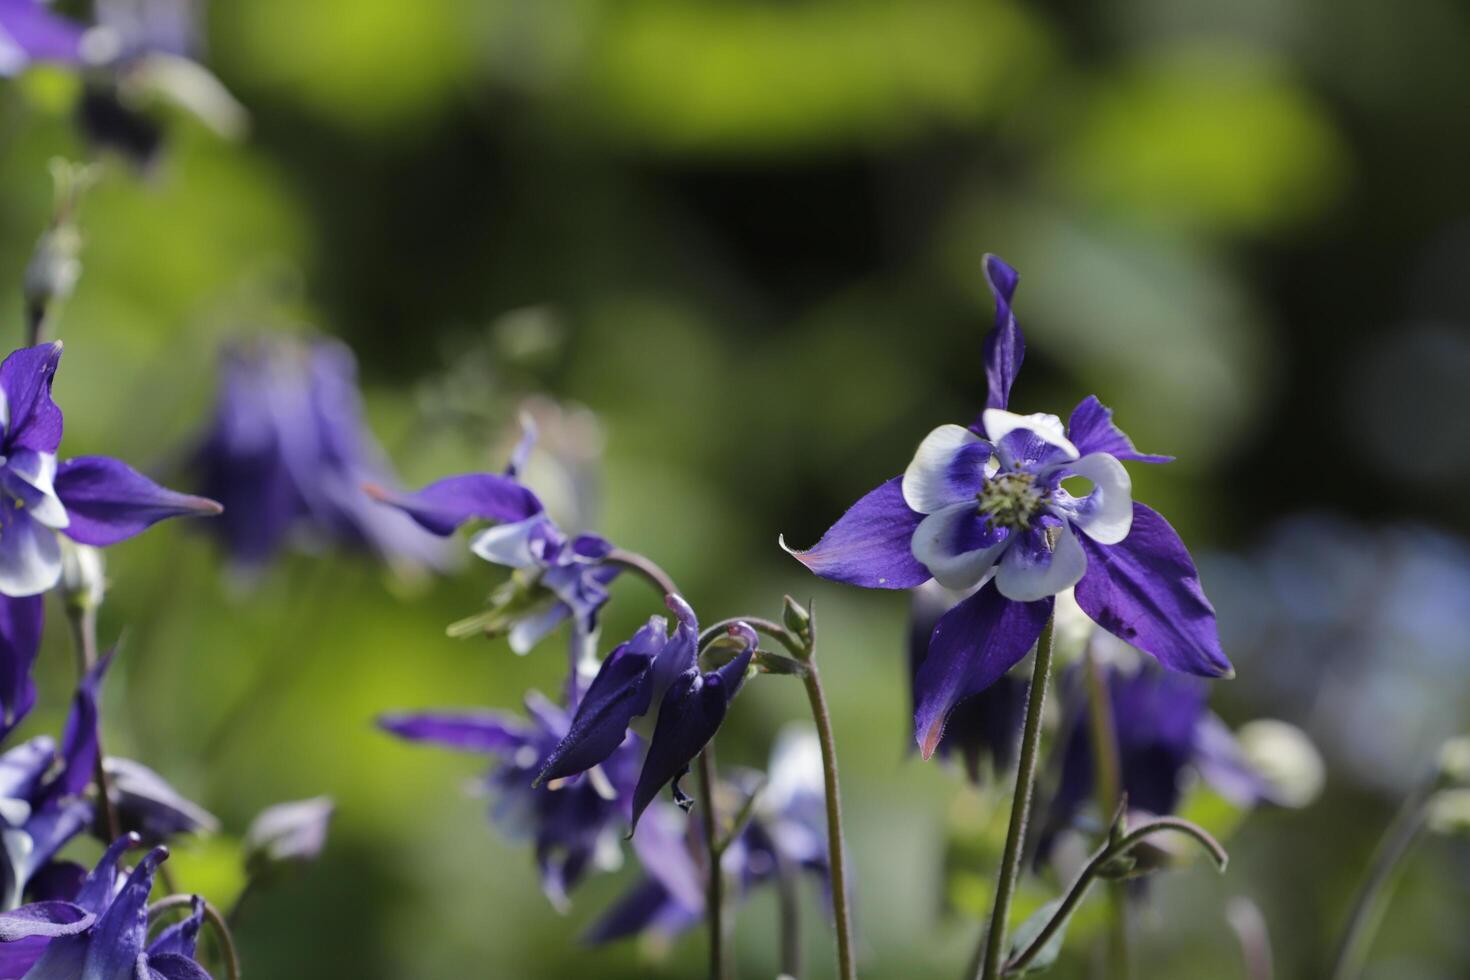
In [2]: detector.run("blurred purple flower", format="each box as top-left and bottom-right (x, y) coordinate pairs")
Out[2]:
(0, 833), (213, 979)
(0, 343), (219, 738)
(242, 797), (333, 876)
(193, 336), (446, 578)
(101, 758), (218, 845)
(380, 692), (640, 910)
(783, 255), (1229, 759)
(0, 0), (89, 76)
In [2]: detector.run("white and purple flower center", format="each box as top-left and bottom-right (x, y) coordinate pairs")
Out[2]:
(902, 409), (1134, 602)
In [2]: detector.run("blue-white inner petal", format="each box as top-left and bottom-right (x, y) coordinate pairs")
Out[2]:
(982, 409), (1079, 469)
(0, 508), (63, 597)
(902, 424), (989, 514)
(911, 502), (1011, 590)
(1051, 452), (1133, 545)
(994, 524), (1087, 602)
(469, 515), (545, 569)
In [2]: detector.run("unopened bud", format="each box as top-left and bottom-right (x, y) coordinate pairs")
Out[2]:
(24, 223), (82, 324)
(243, 797), (334, 879)
(59, 540), (106, 611)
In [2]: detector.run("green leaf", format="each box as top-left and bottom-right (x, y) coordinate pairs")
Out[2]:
(1004, 898), (1070, 975)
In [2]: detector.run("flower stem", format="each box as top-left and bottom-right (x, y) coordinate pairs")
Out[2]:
(800, 653), (857, 980)
(604, 548), (681, 599)
(1083, 645), (1130, 980)
(697, 746), (731, 980)
(63, 601), (122, 844)
(772, 845), (803, 978)
(149, 895), (242, 980)
(1328, 778), (1436, 980)
(976, 613), (1056, 980)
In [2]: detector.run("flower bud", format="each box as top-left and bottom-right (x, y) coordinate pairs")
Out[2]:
(243, 796), (334, 878)
(1235, 719), (1325, 809)
(23, 223), (82, 325)
(781, 595), (811, 639)
(1426, 788), (1470, 838)
(1437, 734), (1470, 787)
(59, 539), (107, 611)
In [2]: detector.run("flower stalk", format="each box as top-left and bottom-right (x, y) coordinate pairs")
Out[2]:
(976, 613), (1057, 980)
(63, 600), (123, 843)
(1083, 645), (1130, 979)
(697, 747), (731, 980)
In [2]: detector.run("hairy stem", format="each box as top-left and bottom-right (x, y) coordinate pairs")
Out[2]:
(64, 602), (122, 843)
(1083, 645), (1129, 979)
(604, 548), (680, 599)
(976, 614), (1056, 980)
(801, 654), (857, 980)
(1328, 779), (1435, 980)
(698, 747), (731, 980)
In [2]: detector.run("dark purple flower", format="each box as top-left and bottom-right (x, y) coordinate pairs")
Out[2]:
(371, 443), (617, 655)
(1040, 664), (1263, 853)
(0, 0), (89, 76)
(909, 582), (1028, 781)
(0, 343), (219, 739)
(782, 255), (1230, 758)
(101, 758), (218, 844)
(193, 336), (445, 577)
(0, 833), (214, 979)
(380, 693), (640, 910)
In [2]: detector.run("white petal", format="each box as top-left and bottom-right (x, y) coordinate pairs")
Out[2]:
(995, 524), (1087, 602)
(1059, 453), (1133, 545)
(902, 424), (985, 514)
(508, 602), (569, 654)
(911, 502), (1011, 591)
(982, 409), (1079, 463)
(7, 453), (68, 530)
(0, 385), (8, 436)
(0, 515), (62, 597)
(468, 516), (542, 569)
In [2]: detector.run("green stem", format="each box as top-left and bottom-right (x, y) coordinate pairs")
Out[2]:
(604, 548), (681, 599)
(698, 747), (731, 980)
(1328, 780), (1435, 980)
(63, 601), (122, 843)
(773, 844), (803, 978)
(976, 614), (1057, 980)
(1083, 645), (1129, 980)
(800, 655), (857, 980)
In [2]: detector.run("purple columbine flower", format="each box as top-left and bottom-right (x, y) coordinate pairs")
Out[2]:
(782, 255), (1230, 759)
(100, 758), (218, 845)
(369, 440), (617, 658)
(380, 692), (640, 911)
(531, 595), (756, 832)
(0, 343), (220, 739)
(1039, 664), (1264, 854)
(0, 0), (89, 76)
(193, 336), (446, 578)
(0, 833), (214, 979)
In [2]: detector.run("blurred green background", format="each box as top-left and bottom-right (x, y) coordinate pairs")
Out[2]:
(3, 0), (1470, 976)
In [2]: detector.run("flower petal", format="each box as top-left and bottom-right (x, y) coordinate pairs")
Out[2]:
(0, 507), (61, 597)
(982, 409), (1079, 464)
(75, 847), (168, 980)
(630, 645), (754, 832)
(1072, 503), (1232, 677)
(0, 343), (63, 454)
(377, 711), (532, 753)
(0, 3), (86, 69)
(0, 594), (43, 737)
(507, 602), (571, 656)
(142, 952), (215, 980)
(913, 583), (1051, 759)
(53, 457), (222, 547)
(911, 502), (1010, 590)
(781, 476), (929, 589)
(468, 515), (546, 569)
(365, 473), (543, 537)
(3, 451), (68, 529)
(1053, 453), (1133, 545)
(46, 647), (113, 803)
(0, 901), (93, 940)
(1067, 395), (1173, 464)
(995, 524), (1087, 602)
(981, 254), (1024, 411)
(145, 896), (202, 958)
(902, 424), (990, 514)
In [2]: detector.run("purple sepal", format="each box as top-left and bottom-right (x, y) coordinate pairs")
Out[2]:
(105, 758), (220, 842)
(0, 2), (88, 71)
(981, 254), (1024, 411)
(0, 594), (43, 739)
(54, 456), (222, 547)
(0, 343), (64, 453)
(782, 476), (928, 590)
(46, 647), (113, 804)
(1066, 396), (1173, 464)
(145, 897), (201, 958)
(912, 583), (1051, 759)
(629, 643), (754, 832)
(366, 473), (543, 537)
(377, 711), (530, 753)
(1074, 503), (1233, 678)
(0, 901), (94, 940)
(144, 953), (215, 980)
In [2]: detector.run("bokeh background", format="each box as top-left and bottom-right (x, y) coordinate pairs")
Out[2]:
(3, 0), (1470, 976)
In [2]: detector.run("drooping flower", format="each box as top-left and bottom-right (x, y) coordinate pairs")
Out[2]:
(100, 758), (218, 844)
(0, 833), (215, 979)
(0, 343), (220, 738)
(782, 256), (1230, 758)
(585, 727), (828, 946)
(0, 0), (89, 76)
(241, 796), (333, 878)
(193, 336), (446, 578)
(1038, 663), (1265, 856)
(530, 595), (755, 832)
(369, 442), (616, 657)
(380, 692), (640, 910)
(908, 581), (1027, 782)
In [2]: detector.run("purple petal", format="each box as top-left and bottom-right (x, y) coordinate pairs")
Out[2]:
(981, 254), (1024, 411)
(0, 2), (87, 69)
(0, 934), (53, 975)
(24, 861), (86, 903)
(630, 646), (754, 832)
(143, 953), (215, 980)
(0, 901), (93, 940)
(47, 647), (113, 803)
(0, 344), (63, 454)
(1066, 396), (1173, 464)
(377, 710), (531, 754)
(146, 897), (202, 958)
(77, 846), (167, 977)
(913, 583), (1050, 759)
(55, 457), (222, 547)
(536, 619), (666, 785)
(781, 476), (929, 590)
(580, 877), (695, 944)
(365, 474), (543, 537)
(1074, 503), (1232, 677)
(242, 797), (333, 869)
(0, 594), (43, 738)
(74, 834), (141, 914)
(103, 758), (219, 842)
